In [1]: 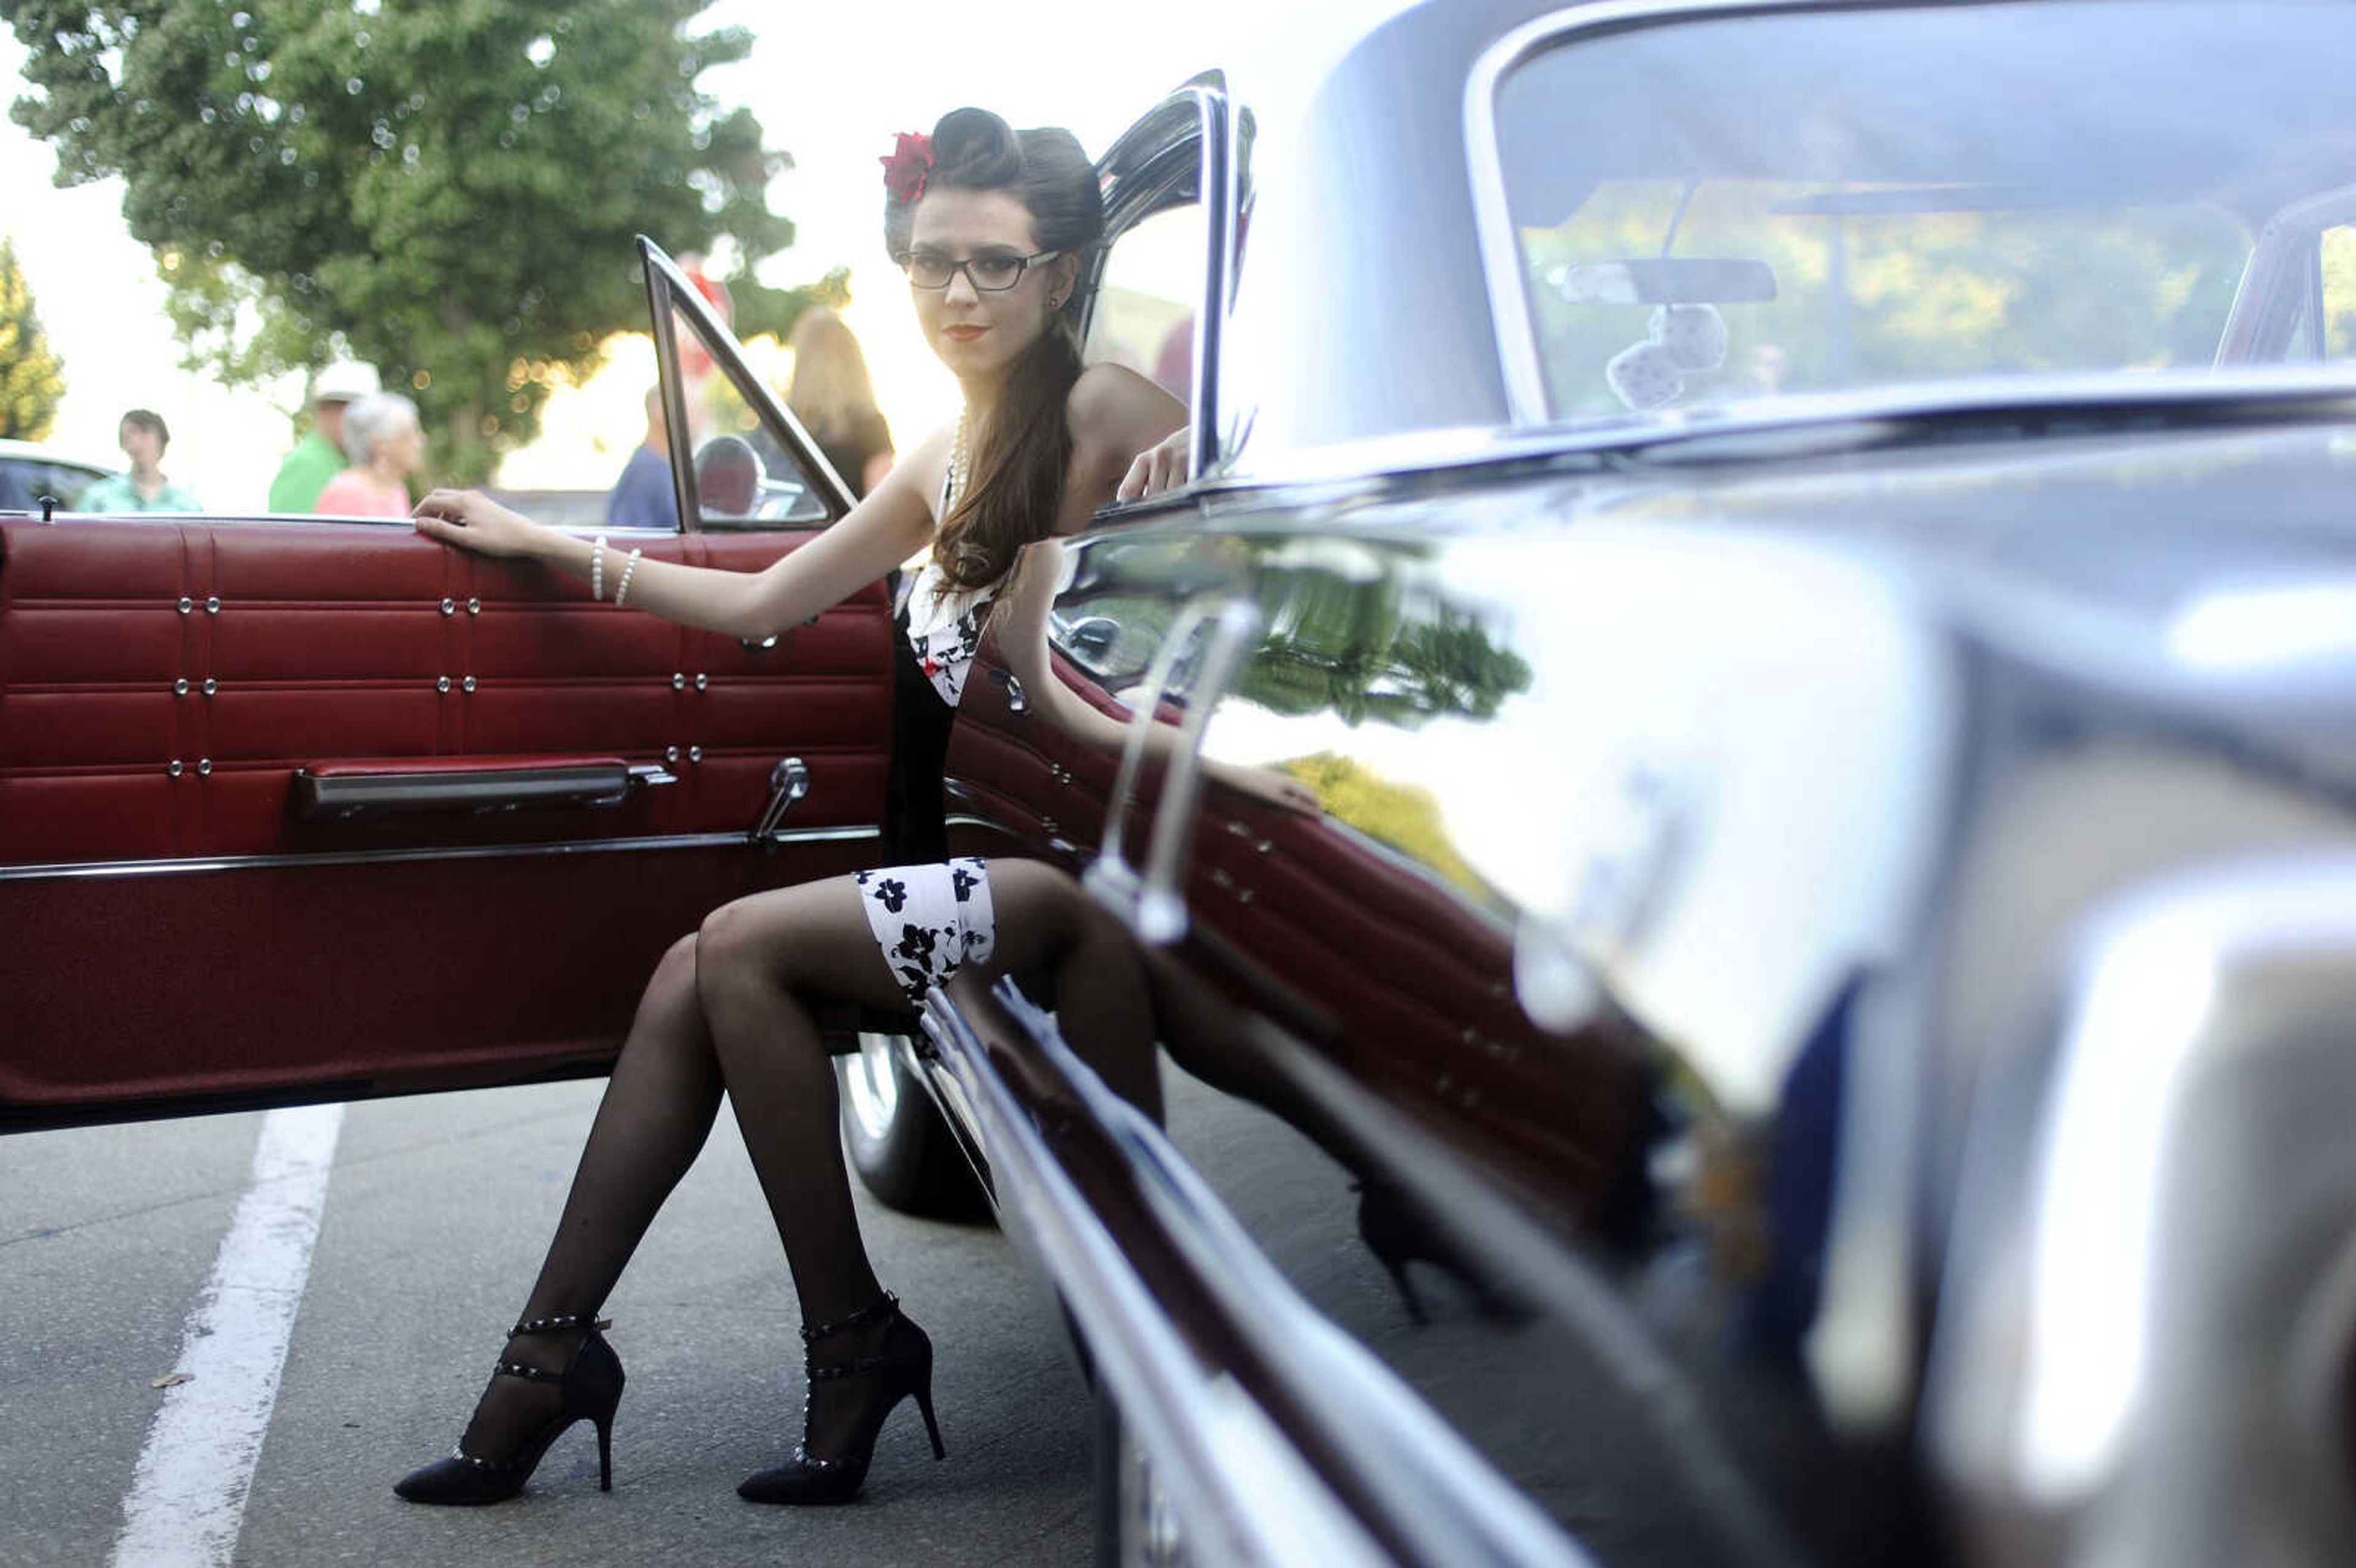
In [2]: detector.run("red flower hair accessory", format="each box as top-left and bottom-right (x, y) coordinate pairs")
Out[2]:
(880, 132), (934, 203)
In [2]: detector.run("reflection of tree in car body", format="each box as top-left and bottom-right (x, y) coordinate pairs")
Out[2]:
(1239, 574), (1533, 728)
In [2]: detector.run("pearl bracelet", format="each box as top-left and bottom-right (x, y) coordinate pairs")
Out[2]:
(590, 532), (608, 601)
(614, 548), (644, 609)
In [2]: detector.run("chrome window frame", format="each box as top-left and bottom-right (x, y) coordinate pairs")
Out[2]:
(639, 237), (857, 534)
(1082, 74), (1238, 485)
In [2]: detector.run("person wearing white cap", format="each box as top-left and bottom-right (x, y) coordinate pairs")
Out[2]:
(268, 359), (380, 512)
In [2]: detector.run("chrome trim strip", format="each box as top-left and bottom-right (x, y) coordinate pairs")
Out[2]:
(0, 825), (881, 883)
(1183, 369), (2356, 495)
(928, 978), (1595, 1568)
(1193, 77), (1232, 482)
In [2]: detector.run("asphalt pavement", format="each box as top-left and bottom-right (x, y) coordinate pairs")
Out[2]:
(0, 1080), (1094, 1568)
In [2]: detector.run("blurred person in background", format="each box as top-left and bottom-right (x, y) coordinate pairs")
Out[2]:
(787, 306), (896, 499)
(77, 409), (199, 512)
(607, 386), (681, 527)
(268, 361), (380, 512)
(315, 391), (425, 517)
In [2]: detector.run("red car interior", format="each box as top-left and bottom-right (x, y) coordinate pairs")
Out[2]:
(0, 518), (892, 1115)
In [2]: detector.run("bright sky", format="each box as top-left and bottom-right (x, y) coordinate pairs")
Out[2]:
(0, 3), (1401, 509)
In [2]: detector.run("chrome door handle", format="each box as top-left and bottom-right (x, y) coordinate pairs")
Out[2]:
(749, 756), (810, 846)
(1084, 596), (1261, 944)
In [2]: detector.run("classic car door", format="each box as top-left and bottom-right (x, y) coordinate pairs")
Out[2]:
(0, 240), (893, 1129)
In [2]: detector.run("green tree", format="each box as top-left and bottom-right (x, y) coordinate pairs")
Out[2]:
(2, 1), (826, 482)
(0, 236), (66, 440)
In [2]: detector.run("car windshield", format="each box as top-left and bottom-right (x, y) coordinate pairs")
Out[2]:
(1492, 1), (2356, 422)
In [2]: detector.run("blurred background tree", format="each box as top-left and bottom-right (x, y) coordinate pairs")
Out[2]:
(0, 236), (66, 440)
(1, 0), (832, 482)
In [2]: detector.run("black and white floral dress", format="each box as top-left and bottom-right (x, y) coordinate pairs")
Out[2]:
(863, 544), (1007, 1007)
(856, 854), (997, 1008)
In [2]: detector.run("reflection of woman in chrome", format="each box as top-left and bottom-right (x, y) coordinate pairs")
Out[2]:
(394, 108), (1298, 1510)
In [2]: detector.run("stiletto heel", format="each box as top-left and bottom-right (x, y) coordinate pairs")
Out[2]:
(737, 1291), (945, 1505)
(915, 1384), (946, 1461)
(394, 1313), (626, 1505)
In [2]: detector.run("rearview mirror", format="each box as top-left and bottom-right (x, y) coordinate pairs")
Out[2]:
(1553, 258), (1778, 306)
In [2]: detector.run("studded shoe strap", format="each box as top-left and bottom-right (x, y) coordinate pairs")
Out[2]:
(493, 1359), (568, 1384)
(798, 1291), (899, 1347)
(509, 1313), (612, 1336)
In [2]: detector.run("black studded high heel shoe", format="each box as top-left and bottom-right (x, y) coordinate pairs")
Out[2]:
(393, 1313), (625, 1505)
(737, 1291), (945, 1505)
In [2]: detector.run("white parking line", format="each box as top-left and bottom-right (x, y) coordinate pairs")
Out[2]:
(109, 1104), (345, 1568)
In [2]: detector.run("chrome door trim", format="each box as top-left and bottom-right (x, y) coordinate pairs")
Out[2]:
(0, 824), (880, 883)
(1463, 0), (1858, 426)
(1085, 74), (1234, 485)
(926, 976), (1598, 1568)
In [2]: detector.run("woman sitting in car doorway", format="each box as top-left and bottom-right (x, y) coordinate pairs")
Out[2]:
(394, 107), (1313, 1512)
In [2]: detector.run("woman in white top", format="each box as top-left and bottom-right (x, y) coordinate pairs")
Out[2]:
(393, 107), (1308, 1510)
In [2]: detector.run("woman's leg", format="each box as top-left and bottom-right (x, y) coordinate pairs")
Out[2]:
(970, 858), (1162, 1120)
(689, 858), (1157, 1465)
(458, 932), (726, 1459)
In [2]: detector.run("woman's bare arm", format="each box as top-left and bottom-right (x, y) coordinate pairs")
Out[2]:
(1056, 364), (1188, 533)
(412, 426), (949, 640)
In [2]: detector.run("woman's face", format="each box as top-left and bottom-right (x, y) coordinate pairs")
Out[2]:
(906, 187), (1077, 382)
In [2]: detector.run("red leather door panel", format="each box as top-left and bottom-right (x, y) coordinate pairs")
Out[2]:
(0, 517), (892, 1121)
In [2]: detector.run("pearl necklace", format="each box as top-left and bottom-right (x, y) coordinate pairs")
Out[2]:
(945, 407), (971, 513)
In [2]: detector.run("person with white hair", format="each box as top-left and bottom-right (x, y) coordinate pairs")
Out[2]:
(268, 360), (380, 512)
(315, 391), (426, 517)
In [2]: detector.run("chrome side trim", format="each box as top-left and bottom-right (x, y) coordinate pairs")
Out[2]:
(1465, 0), (1878, 426)
(0, 825), (881, 883)
(928, 977), (1594, 1568)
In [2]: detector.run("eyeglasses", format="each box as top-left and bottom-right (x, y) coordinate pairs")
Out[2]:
(903, 248), (1061, 293)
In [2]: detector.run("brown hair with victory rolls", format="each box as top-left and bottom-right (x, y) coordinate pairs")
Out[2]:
(885, 107), (1103, 591)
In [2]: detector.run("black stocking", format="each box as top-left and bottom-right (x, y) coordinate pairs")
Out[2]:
(460, 932), (726, 1461)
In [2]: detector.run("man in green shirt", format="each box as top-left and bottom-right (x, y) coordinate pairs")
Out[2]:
(77, 409), (201, 513)
(267, 361), (379, 512)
